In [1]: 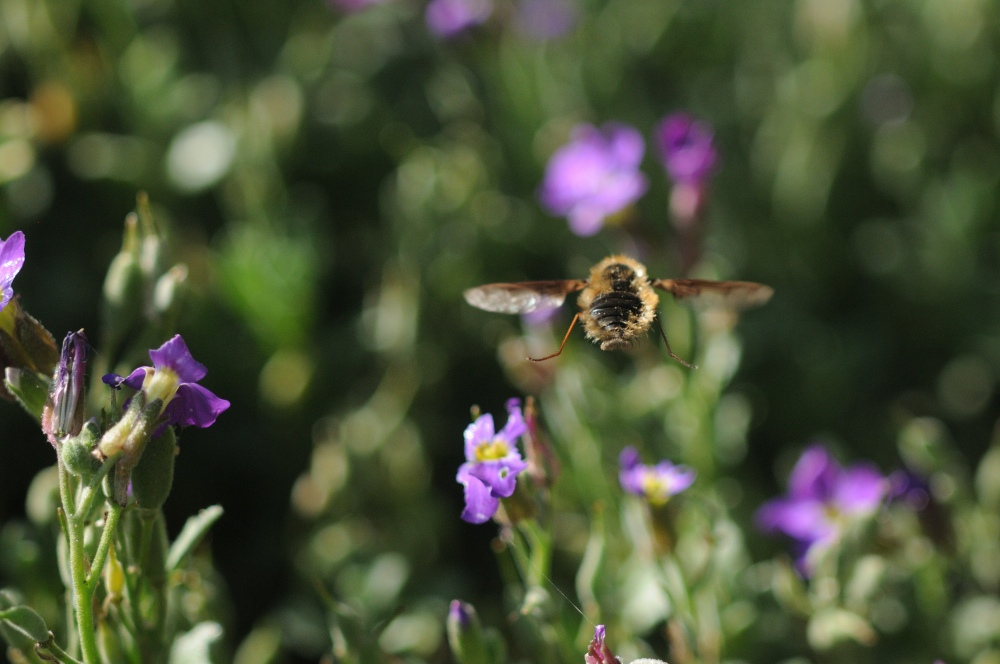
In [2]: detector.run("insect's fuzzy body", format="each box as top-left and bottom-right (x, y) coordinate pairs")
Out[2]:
(577, 255), (659, 351)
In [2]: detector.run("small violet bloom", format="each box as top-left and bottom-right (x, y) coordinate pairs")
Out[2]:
(426, 0), (492, 38)
(103, 334), (230, 430)
(539, 123), (649, 236)
(655, 113), (717, 186)
(0, 230), (26, 311)
(457, 399), (528, 524)
(756, 444), (886, 573)
(619, 446), (696, 506)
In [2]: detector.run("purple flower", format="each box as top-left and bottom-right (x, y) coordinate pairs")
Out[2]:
(426, 0), (492, 37)
(539, 123), (649, 236)
(103, 334), (229, 430)
(456, 399), (528, 524)
(0, 230), (25, 311)
(757, 445), (887, 573)
(655, 113), (717, 185)
(619, 446), (696, 506)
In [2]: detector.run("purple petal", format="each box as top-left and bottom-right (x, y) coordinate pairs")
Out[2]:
(498, 401), (527, 443)
(566, 207), (606, 236)
(468, 457), (527, 497)
(426, 0), (492, 37)
(103, 373), (126, 388)
(149, 334), (207, 383)
(656, 462), (696, 494)
(787, 445), (840, 500)
(619, 446), (641, 471)
(756, 497), (834, 544)
(457, 464), (500, 523)
(0, 231), (25, 310)
(162, 382), (230, 428)
(604, 122), (645, 167)
(104, 367), (148, 390)
(833, 464), (886, 514)
(539, 123), (648, 235)
(463, 413), (495, 461)
(655, 114), (717, 184)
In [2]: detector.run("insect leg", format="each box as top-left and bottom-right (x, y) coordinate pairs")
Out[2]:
(654, 317), (697, 369)
(528, 312), (581, 362)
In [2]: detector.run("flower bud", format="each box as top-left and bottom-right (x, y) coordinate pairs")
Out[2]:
(447, 600), (489, 664)
(104, 542), (125, 602)
(62, 419), (101, 478)
(41, 330), (88, 446)
(585, 625), (618, 664)
(98, 392), (165, 505)
(101, 213), (143, 349)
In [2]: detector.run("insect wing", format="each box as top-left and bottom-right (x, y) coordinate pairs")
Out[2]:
(463, 280), (586, 314)
(652, 278), (774, 310)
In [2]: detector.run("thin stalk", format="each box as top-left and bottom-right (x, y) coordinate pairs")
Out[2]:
(86, 502), (123, 594)
(58, 460), (101, 664)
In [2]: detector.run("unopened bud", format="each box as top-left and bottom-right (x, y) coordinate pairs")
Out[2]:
(62, 420), (101, 478)
(585, 625), (618, 664)
(153, 264), (188, 317)
(447, 600), (489, 664)
(42, 330), (88, 446)
(104, 543), (125, 601)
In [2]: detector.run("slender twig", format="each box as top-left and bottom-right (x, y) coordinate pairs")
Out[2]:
(86, 502), (123, 594)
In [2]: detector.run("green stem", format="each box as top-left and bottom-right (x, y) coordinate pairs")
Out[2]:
(37, 635), (86, 664)
(58, 461), (101, 664)
(86, 502), (123, 594)
(76, 453), (121, 522)
(518, 519), (553, 588)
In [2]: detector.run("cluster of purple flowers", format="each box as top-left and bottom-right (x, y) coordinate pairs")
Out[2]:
(457, 400), (696, 524)
(456, 398), (904, 586)
(539, 114), (718, 236)
(1, 229), (228, 445)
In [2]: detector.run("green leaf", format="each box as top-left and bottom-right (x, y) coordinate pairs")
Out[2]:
(166, 505), (224, 573)
(4, 368), (49, 421)
(0, 605), (50, 642)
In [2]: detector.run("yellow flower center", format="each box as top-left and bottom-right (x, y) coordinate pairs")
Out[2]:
(144, 367), (180, 412)
(640, 472), (671, 507)
(474, 438), (510, 462)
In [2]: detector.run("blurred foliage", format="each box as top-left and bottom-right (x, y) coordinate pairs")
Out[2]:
(1, 0), (1000, 661)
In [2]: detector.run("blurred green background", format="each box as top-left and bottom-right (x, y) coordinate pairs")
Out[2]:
(2, 0), (1000, 660)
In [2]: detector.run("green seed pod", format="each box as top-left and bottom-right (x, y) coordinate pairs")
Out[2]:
(131, 427), (177, 510)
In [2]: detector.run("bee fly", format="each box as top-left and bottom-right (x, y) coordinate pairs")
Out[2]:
(464, 255), (773, 367)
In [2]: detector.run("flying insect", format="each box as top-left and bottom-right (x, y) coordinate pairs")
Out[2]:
(463, 255), (773, 367)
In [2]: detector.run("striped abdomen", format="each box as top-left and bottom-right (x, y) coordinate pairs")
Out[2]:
(588, 288), (643, 349)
